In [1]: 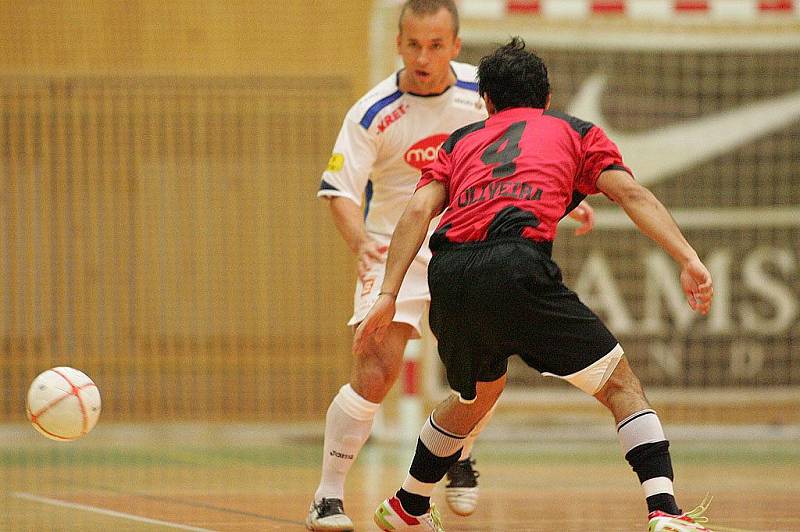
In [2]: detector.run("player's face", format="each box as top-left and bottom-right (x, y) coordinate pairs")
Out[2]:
(396, 8), (461, 95)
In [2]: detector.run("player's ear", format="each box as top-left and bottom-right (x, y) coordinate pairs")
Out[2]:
(396, 32), (402, 52)
(452, 35), (462, 58)
(483, 93), (496, 115)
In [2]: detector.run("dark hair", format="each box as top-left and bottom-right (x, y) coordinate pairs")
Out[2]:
(398, 0), (459, 36)
(478, 37), (550, 111)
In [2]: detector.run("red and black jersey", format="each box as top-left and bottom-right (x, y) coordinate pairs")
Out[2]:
(417, 107), (631, 251)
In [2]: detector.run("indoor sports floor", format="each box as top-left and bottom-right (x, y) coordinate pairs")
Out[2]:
(2, 423), (799, 531)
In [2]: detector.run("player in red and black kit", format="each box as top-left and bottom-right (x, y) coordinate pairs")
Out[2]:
(356, 38), (719, 532)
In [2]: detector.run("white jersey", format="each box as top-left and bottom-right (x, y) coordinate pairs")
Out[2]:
(318, 61), (487, 334)
(318, 61), (487, 240)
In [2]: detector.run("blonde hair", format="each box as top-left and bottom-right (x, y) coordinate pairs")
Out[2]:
(398, 0), (459, 36)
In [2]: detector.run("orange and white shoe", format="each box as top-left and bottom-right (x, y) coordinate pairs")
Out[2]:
(373, 497), (444, 531)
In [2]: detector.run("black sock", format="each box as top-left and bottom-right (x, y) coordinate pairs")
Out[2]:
(396, 488), (430, 516)
(397, 416), (464, 517)
(647, 492), (681, 515)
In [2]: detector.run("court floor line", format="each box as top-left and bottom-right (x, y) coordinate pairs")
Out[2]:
(13, 492), (216, 532)
(83, 480), (306, 527)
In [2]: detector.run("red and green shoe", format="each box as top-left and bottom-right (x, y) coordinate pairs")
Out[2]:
(373, 497), (444, 532)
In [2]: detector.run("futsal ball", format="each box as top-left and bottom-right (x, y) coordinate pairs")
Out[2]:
(26, 367), (101, 441)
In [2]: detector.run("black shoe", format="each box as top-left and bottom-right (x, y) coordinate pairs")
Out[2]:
(305, 497), (354, 531)
(445, 457), (480, 516)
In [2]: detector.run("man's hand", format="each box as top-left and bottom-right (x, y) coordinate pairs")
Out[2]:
(357, 240), (388, 282)
(354, 181), (446, 352)
(353, 294), (396, 354)
(680, 258), (713, 315)
(325, 197), (389, 282)
(568, 200), (595, 236)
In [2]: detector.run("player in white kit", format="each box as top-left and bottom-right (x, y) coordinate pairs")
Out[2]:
(307, 2), (595, 530)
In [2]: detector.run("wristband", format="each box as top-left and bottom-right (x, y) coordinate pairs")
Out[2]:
(378, 291), (398, 299)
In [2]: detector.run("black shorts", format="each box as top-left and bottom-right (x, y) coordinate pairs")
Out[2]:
(428, 237), (619, 403)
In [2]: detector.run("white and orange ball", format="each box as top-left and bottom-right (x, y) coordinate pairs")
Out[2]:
(26, 367), (101, 441)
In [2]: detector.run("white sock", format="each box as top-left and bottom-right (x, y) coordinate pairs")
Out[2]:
(314, 384), (380, 502)
(459, 403), (497, 460)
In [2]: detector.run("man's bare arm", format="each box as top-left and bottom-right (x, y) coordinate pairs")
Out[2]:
(567, 200), (595, 236)
(597, 169), (713, 314)
(353, 181), (446, 350)
(380, 181), (447, 296)
(325, 196), (387, 281)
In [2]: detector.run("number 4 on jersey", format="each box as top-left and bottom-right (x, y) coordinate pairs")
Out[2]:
(480, 121), (527, 178)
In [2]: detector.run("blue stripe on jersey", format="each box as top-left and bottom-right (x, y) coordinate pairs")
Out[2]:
(319, 179), (339, 192)
(359, 91), (403, 129)
(363, 180), (374, 220)
(455, 79), (479, 92)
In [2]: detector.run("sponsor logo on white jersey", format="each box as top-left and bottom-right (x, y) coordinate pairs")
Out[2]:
(404, 133), (449, 169)
(326, 153), (344, 172)
(377, 103), (409, 134)
(454, 96), (484, 110)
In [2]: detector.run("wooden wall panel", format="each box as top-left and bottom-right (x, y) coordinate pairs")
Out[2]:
(0, 1), (376, 421)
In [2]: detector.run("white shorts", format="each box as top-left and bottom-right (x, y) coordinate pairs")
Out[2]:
(543, 343), (625, 395)
(347, 233), (431, 338)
